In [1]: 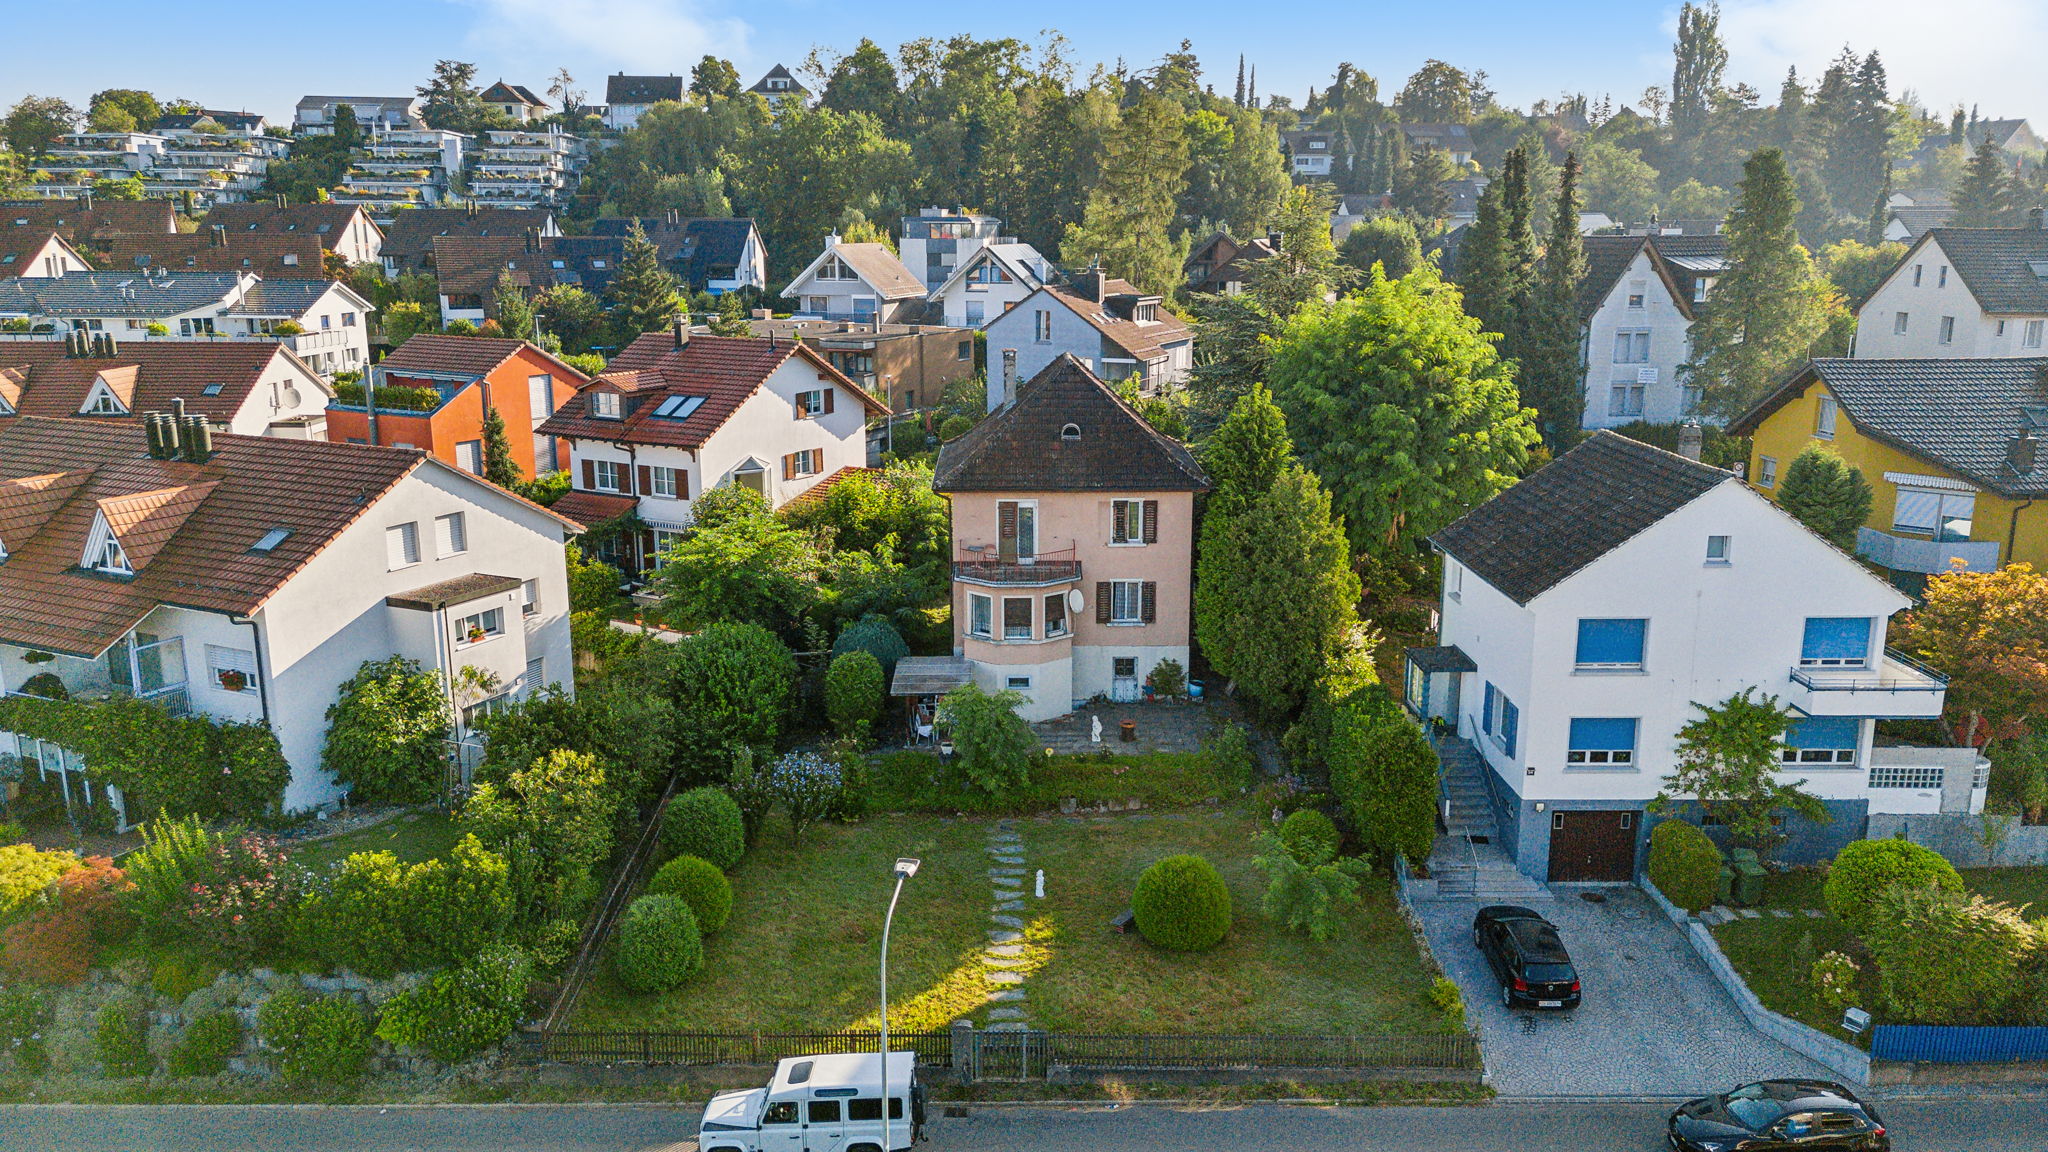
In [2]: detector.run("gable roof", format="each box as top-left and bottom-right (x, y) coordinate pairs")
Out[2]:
(588, 217), (760, 286)
(199, 203), (377, 249)
(1030, 277), (1192, 362)
(378, 208), (558, 269)
(932, 242), (1057, 299)
(480, 81), (547, 109)
(1575, 234), (1728, 323)
(0, 199), (177, 245)
(1731, 358), (2048, 499)
(537, 332), (886, 449)
(0, 341), (323, 428)
(102, 233), (329, 281)
(1912, 227), (2048, 315)
(748, 65), (809, 97)
(0, 271), (244, 319)
(0, 471), (92, 550)
(605, 74), (685, 105)
(378, 333), (591, 386)
(788, 242), (924, 300)
(1431, 431), (1733, 605)
(0, 231), (91, 278)
(933, 355), (1207, 493)
(430, 233), (626, 300)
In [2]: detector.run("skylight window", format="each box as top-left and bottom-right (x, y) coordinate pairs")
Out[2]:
(202, 383), (225, 396)
(653, 395), (706, 420)
(250, 528), (291, 552)
(2030, 260), (2048, 281)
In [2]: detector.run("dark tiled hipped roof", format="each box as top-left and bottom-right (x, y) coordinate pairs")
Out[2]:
(0, 199), (176, 245)
(1431, 431), (1732, 605)
(933, 355), (1207, 493)
(1732, 358), (2048, 499)
(1920, 227), (2048, 314)
(379, 208), (557, 270)
(200, 203), (373, 248)
(0, 272), (240, 318)
(605, 75), (684, 105)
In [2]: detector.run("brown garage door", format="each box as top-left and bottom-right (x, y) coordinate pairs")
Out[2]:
(1547, 809), (1638, 882)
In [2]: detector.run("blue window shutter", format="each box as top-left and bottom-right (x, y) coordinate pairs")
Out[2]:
(1568, 717), (1638, 751)
(1483, 683), (1496, 734)
(1502, 699), (1519, 758)
(1786, 716), (1859, 750)
(1801, 618), (1872, 661)
(1576, 619), (1648, 665)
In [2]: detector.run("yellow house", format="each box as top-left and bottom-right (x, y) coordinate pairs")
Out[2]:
(1731, 357), (2048, 587)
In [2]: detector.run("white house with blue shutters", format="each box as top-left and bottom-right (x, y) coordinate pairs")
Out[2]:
(1410, 432), (1988, 884)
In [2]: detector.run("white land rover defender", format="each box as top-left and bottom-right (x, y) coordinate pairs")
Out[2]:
(698, 1051), (927, 1152)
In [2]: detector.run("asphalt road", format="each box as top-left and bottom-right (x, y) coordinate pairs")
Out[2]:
(4, 1099), (2047, 1152)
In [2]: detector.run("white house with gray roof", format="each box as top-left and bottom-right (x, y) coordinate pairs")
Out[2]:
(1415, 431), (1983, 886)
(783, 235), (927, 324)
(928, 242), (1059, 329)
(1853, 221), (2048, 360)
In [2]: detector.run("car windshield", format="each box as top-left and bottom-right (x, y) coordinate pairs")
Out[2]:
(1724, 1096), (1785, 1130)
(1524, 963), (1574, 982)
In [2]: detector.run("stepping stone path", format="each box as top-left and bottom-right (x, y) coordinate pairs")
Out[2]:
(981, 820), (1035, 1029)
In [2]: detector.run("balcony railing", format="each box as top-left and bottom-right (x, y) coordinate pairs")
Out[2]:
(953, 544), (1081, 585)
(1789, 647), (1949, 692)
(1855, 528), (2001, 575)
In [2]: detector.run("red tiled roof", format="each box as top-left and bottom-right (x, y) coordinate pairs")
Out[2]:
(0, 231), (84, 278)
(0, 342), (316, 427)
(537, 332), (887, 449)
(549, 490), (638, 526)
(378, 334), (592, 386)
(0, 199), (176, 244)
(0, 417), (427, 655)
(199, 203), (375, 249)
(102, 233), (330, 281)
(0, 471), (91, 549)
(778, 465), (879, 512)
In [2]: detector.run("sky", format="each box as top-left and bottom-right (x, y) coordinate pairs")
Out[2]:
(6, 0), (2040, 126)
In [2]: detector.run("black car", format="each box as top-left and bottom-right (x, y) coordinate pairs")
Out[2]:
(1470, 905), (1580, 1010)
(1669, 1079), (1891, 1152)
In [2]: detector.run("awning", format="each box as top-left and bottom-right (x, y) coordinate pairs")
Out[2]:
(551, 490), (639, 527)
(890, 655), (973, 697)
(1404, 645), (1477, 674)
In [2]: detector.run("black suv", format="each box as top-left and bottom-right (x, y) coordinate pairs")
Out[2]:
(1669, 1079), (1890, 1151)
(1471, 905), (1581, 1010)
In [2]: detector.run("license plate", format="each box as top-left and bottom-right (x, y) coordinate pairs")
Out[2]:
(1538, 999), (1563, 1008)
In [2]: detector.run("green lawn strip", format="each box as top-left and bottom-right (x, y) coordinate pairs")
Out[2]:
(288, 810), (461, 873)
(569, 814), (993, 1034)
(1710, 912), (1878, 1046)
(1960, 866), (2048, 912)
(870, 751), (1225, 817)
(1024, 809), (1449, 1035)
(1752, 868), (1828, 911)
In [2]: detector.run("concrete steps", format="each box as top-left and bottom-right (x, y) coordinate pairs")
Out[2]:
(1424, 734), (1553, 902)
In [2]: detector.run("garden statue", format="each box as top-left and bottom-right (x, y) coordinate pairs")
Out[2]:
(1091, 715), (1103, 744)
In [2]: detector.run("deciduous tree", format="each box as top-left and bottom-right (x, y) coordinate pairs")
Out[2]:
(1652, 689), (1828, 852)
(1894, 564), (2048, 752)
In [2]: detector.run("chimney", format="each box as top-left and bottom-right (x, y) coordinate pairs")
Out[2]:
(143, 413), (167, 459)
(209, 224), (226, 248)
(1678, 420), (1704, 462)
(999, 348), (1018, 409)
(2011, 431), (2040, 476)
(172, 397), (187, 420)
(181, 415), (213, 462)
(672, 317), (690, 349)
(2032, 206), (2047, 231)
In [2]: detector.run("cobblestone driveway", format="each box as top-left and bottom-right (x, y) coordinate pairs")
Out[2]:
(1414, 886), (1838, 1097)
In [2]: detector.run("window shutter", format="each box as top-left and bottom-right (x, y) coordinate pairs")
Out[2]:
(822, 388), (835, 415)
(1111, 501), (1127, 543)
(998, 501), (1018, 544)
(640, 529), (655, 564)
(782, 454), (795, 481)
(620, 465), (636, 496)
(581, 459), (595, 490)
(680, 469), (693, 500)
(1140, 581), (1156, 623)
(1095, 582), (1112, 624)
(637, 465), (653, 496)
(1142, 500), (1159, 544)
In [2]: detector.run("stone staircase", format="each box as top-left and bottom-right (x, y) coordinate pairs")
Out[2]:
(1426, 736), (1554, 903)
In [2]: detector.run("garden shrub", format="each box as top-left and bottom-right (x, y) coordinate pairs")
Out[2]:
(1145, 658), (1188, 697)
(646, 855), (732, 934)
(767, 751), (847, 844)
(462, 749), (621, 928)
(1646, 819), (1722, 913)
(664, 623), (799, 765)
(1278, 809), (1340, 866)
(1202, 724), (1258, 792)
(1864, 883), (2046, 1026)
(297, 851), (410, 977)
(1252, 834), (1366, 941)
(1430, 976), (1467, 1030)
(1810, 951), (1861, 1018)
(302, 834), (513, 977)
(0, 987), (49, 1075)
(320, 656), (453, 804)
(1824, 838), (1963, 937)
(937, 683), (1034, 794)
(404, 834), (514, 969)
(125, 816), (224, 940)
(1328, 703), (1437, 864)
(166, 1011), (243, 1077)
(94, 996), (152, 1077)
(1131, 854), (1232, 952)
(527, 917), (582, 970)
(824, 650), (884, 740)
(375, 945), (533, 1063)
(152, 955), (221, 1000)
(831, 614), (911, 681)
(614, 895), (703, 993)
(257, 990), (374, 1085)
(0, 844), (78, 923)
(659, 788), (746, 871)
(0, 855), (132, 985)
(182, 834), (302, 968)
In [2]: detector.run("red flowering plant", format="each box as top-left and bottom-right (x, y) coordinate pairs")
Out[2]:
(183, 835), (302, 967)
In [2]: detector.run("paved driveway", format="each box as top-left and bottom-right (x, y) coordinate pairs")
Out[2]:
(1413, 886), (1838, 1097)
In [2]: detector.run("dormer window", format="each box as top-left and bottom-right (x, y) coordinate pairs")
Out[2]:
(1060, 423), (1081, 441)
(83, 513), (132, 575)
(820, 256), (853, 281)
(81, 383), (128, 415)
(1134, 302), (1158, 323)
(591, 391), (622, 419)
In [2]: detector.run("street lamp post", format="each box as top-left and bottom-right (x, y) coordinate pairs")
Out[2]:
(879, 857), (920, 1152)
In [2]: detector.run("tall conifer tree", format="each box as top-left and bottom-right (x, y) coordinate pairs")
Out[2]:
(1523, 154), (1589, 440)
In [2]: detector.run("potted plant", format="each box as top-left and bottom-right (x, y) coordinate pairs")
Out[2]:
(216, 668), (248, 693)
(465, 625), (486, 643)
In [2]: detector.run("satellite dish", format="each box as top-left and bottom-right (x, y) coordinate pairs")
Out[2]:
(1066, 588), (1085, 613)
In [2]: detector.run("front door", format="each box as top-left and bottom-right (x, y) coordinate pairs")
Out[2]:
(1111, 656), (1139, 703)
(1547, 809), (1638, 882)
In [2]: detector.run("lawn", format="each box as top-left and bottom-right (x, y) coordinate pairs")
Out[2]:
(1960, 866), (2048, 912)
(868, 750), (1230, 816)
(287, 810), (461, 874)
(569, 804), (1452, 1039)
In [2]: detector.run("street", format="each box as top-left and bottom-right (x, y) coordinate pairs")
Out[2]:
(4, 1098), (2047, 1152)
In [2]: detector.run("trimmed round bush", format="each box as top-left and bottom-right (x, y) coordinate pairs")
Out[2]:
(645, 854), (733, 934)
(1278, 809), (1340, 866)
(167, 1011), (243, 1077)
(1646, 819), (1722, 914)
(1131, 854), (1232, 953)
(660, 788), (746, 871)
(1825, 838), (1964, 937)
(615, 895), (703, 993)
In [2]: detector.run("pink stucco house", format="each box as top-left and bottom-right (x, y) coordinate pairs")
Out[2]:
(932, 355), (1208, 720)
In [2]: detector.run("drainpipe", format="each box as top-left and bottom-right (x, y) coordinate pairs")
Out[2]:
(222, 614), (274, 729)
(2008, 499), (2035, 567)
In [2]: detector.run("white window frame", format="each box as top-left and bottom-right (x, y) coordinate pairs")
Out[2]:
(434, 512), (467, 558)
(521, 578), (540, 617)
(649, 466), (680, 499)
(456, 439), (483, 475)
(2025, 320), (2045, 350)
(1044, 592), (1069, 638)
(788, 448), (822, 478)
(454, 606), (504, 648)
(1815, 396), (1837, 439)
(386, 521), (421, 569)
(794, 388), (829, 418)
(1110, 498), (1148, 546)
(590, 391), (622, 419)
(1002, 596), (1034, 641)
(648, 528), (686, 568)
(1938, 316), (1955, 345)
(1759, 455), (1778, 488)
(1706, 535), (1731, 564)
(592, 459), (625, 492)
(1892, 311), (1909, 336)
(967, 592), (993, 639)
(1033, 310), (1052, 343)
(205, 644), (258, 694)
(1612, 330), (1650, 364)
(1108, 579), (1144, 625)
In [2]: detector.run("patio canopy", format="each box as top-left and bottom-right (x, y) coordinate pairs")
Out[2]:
(1404, 645), (1477, 674)
(890, 655), (973, 697)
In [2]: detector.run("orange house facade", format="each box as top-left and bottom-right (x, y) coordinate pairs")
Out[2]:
(326, 336), (588, 480)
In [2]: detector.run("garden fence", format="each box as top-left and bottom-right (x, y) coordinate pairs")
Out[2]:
(1870, 1025), (2048, 1064)
(532, 1027), (1479, 1079)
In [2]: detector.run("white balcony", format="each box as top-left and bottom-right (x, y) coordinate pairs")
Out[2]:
(1784, 648), (1948, 719)
(1856, 527), (2001, 575)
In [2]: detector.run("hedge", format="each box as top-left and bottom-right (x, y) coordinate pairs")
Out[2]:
(615, 895), (703, 993)
(1328, 703), (1436, 864)
(823, 650), (883, 739)
(1132, 854), (1232, 952)
(0, 694), (289, 821)
(660, 788), (746, 871)
(1824, 838), (1963, 938)
(1646, 819), (1721, 913)
(1864, 884), (2047, 1026)
(645, 854), (732, 934)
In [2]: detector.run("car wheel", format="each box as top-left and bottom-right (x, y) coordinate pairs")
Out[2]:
(1501, 983), (1513, 1009)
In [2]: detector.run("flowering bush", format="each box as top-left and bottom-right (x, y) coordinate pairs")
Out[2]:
(767, 752), (843, 845)
(257, 989), (374, 1085)
(1810, 950), (1861, 1017)
(184, 835), (302, 968)
(374, 945), (533, 1062)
